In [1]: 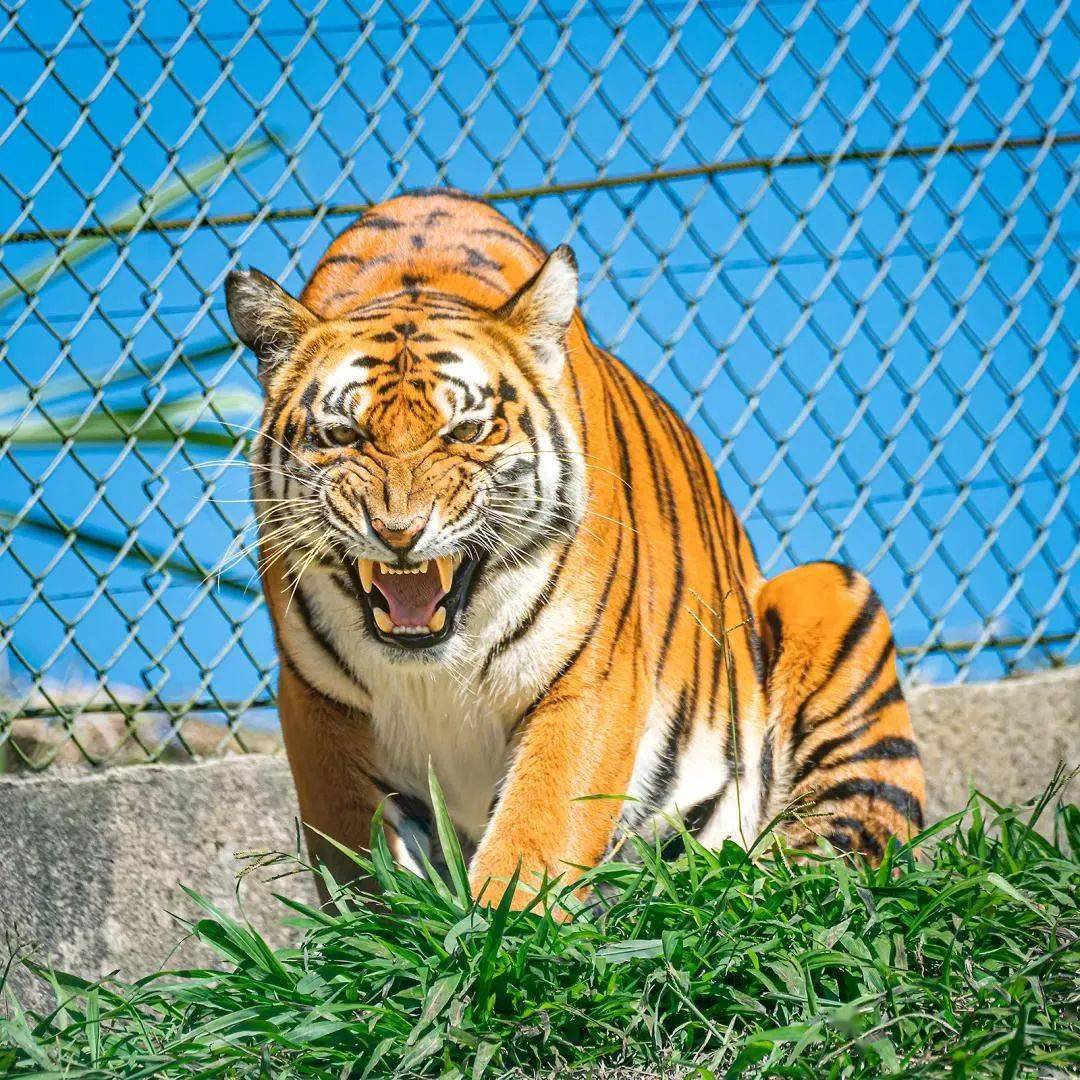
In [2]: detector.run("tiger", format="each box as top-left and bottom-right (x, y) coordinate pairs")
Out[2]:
(225, 189), (925, 908)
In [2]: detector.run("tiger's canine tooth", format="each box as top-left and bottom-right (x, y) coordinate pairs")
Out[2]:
(358, 559), (374, 593)
(435, 556), (453, 592)
(373, 608), (394, 633)
(428, 606), (447, 632)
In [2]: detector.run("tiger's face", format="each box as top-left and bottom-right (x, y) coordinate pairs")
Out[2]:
(225, 248), (584, 655)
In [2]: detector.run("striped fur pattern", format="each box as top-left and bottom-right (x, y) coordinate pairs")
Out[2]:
(226, 190), (925, 906)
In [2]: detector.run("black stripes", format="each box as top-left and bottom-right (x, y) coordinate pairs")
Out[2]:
(315, 254), (365, 271)
(460, 245), (503, 272)
(759, 727), (775, 814)
(833, 589), (884, 675)
(791, 637), (897, 758)
(682, 792), (723, 833)
(638, 688), (692, 818)
(292, 582), (370, 698)
(792, 719), (874, 786)
(471, 226), (541, 254)
(509, 525), (627, 738)
(763, 607), (783, 684)
(791, 683), (906, 786)
(823, 816), (884, 859)
(659, 788), (725, 859)
(836, 736), (920, 767)
(812, 777), (924, 829)
(347, 213), (402, 231)
(790, 578), (888, 759)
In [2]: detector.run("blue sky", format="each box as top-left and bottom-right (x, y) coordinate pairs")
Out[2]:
(0, 0), (1076, 725)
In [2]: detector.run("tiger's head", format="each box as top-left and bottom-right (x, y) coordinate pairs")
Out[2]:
(225, 247), (584, 656)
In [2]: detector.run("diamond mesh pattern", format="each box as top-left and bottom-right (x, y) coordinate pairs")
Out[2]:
(0, 0), (1076, 769)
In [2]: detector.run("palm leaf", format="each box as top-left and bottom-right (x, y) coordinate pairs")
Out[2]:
(0, 339), (240, 415)
(0, 390), (260, 447)
(0, 141), (270, 310)
(0, 507), (253, 597)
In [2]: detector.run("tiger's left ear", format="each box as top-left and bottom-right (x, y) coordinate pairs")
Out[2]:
(498, 245), (578, 383)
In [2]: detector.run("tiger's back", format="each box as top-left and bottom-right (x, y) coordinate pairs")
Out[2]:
(228, 190), (924, 902)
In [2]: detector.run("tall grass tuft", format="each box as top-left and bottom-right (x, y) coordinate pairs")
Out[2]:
(2, 775), (1078, 1077)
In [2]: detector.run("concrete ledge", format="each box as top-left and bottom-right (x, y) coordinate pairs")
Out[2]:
(1, 668), (1077, 1008)
(909, 666), (1079, 826)
(0, 755), (318, 1008)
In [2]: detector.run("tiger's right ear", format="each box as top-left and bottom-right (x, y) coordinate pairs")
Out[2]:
(225, 268), (316, 385)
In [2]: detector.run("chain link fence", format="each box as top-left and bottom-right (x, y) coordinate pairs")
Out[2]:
(0, 0), (1076, 771)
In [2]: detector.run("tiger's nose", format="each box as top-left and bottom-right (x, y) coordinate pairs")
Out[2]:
(371, 514), (426, 551)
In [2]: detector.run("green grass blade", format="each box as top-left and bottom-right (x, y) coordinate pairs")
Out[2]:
(1001, 1003), (1029, 1080)
(475, 862), (519, 1014)
(0, 785), (1077, 1077)
(428, 765), (472, 906)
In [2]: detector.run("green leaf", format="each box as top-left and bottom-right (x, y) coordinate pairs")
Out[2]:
(0, 784), (1077, 1077)
(595, 938), (664, 964)
(179, 885), (294, 988)
(412, 974), (461, 1041)
(475, 863), (519, 1013)
(0, 506), (252, 597)
(1001, 1003), (1029, 1080)
(0, 141), (270, 310)
(444, 910), (490, 954)
(986, 873), (1048, 919)
(398, 1028), (444, 1073)
(428, 765), (471, 906)
(472, 1040), (499, 1079)
(0, 390), (260, 447)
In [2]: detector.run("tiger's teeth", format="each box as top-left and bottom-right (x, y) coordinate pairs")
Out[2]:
(380, 562), (392, 573)
(418, 561), (429, 573)
(358, 559), (374, 593)
(428, 606), (446, 632)
(436, 556), (453, 592)
(373, 608), (394, 633)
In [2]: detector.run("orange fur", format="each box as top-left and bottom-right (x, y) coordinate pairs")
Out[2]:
(228, 191), (926, 907)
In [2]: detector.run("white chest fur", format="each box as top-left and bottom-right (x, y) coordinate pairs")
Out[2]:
(279, 548), (586, 840)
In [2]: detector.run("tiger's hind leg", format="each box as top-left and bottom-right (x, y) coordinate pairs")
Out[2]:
(757, 562), (925, 860)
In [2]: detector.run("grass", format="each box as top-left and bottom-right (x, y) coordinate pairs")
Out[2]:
(1, 772), (1078, 1079)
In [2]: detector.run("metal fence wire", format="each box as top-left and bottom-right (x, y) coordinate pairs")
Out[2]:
(0, 0), (1076, 770)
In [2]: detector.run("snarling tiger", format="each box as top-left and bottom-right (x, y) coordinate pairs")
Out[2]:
(226, 189), (925, 908)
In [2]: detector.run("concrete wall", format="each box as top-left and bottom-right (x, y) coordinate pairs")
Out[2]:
(2, 667), (1077, 1009)
(910, 666), (1079, 826)
(0, 755), (318, 1009)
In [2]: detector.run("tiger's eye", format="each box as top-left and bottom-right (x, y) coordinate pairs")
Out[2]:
(450, 420), (484, 443)
(325, 424), (361, 447)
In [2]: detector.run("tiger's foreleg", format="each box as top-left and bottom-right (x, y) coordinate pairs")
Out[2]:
(276, 662), (385, 905)
(757, 562), (925, 860)
(469, 656), (647, 910)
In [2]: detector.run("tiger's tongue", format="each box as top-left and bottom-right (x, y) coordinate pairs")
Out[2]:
(372, 564), (447, 626)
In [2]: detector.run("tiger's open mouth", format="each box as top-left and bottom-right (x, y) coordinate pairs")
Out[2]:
(348, 553), (484, 649)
